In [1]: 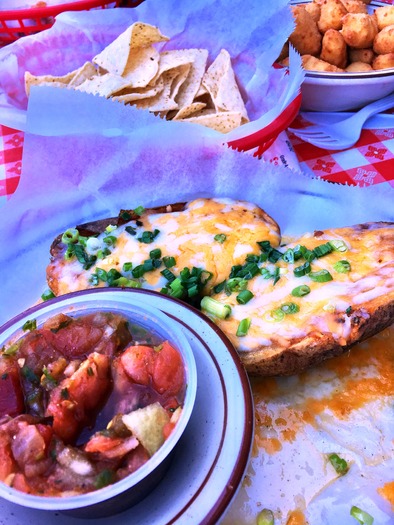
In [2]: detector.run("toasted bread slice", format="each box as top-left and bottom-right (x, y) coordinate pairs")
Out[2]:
(209, 222), (394, 376)
(47, 198), (281, 299)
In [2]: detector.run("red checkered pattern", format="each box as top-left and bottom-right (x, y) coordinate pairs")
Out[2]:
(289, 116), (394, 188)
(0, 125), (23, 199)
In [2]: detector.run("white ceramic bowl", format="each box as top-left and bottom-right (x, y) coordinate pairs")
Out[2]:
(291, 1), (394, 111)
(0, 289), (197, 518)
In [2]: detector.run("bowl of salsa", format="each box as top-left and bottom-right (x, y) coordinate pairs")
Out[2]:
(0, 288), (197, 517)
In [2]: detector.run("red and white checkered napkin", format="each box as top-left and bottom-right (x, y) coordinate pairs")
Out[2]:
(287, 114), (394, 188)
(0, 125), (23, 201)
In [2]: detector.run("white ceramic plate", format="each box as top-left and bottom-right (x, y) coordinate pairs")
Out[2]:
(0, 288), (254, 525)
(291, 1), (394, 111)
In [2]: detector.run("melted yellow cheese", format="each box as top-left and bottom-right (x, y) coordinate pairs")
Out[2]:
(213, 225), (394, 351)
(52, 197), (280, 295)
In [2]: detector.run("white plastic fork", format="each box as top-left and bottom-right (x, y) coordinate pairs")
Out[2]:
(288, 92), (394, 150)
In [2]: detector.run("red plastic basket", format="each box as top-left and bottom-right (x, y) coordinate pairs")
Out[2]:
(0, 0), (143, 45)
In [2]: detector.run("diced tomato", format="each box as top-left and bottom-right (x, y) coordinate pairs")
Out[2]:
(11, 473), (31, 494)
(120, 341), (185, 398)
(0, 431), (15, 481)
(0, 360), (24, 418)
(120, 345), (155, 385)
(46, 352), (111, 443)
(152, 341), (185, 397)
(42, 312), (132, 358)
(163, 420), (176, 440)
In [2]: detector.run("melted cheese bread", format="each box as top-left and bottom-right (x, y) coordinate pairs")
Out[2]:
(210, 222), (394, 376)
(47, 198), (281, 297)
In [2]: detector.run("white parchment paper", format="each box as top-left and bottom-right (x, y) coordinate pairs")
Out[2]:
(0, 84), (393, 326)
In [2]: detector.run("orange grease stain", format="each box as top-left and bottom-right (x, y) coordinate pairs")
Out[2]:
(378, 481), (394, 511)
(303, 327), (394, 420)
(251, 326), (393, 449)
(254, 435), (283, 454)
(286, 509), (307, 525)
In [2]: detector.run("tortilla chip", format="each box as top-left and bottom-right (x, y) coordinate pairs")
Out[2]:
(75, 73), (131, 98)
(172, 49), (209, 108)
(93, 22), (169, 76)
(172, 101), (207, 120)
(121, 46), (160, 88)
(179, 110), (243, 133)
(24, 70), (73, 96)
(134, 68), (182, 112)
(68, 62), (98, 87)
(112, 79), (164, 103)
(122, 402), (170, 456)
(202, 49), (249, 123)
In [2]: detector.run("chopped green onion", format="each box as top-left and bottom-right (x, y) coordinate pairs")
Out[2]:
(213, 280), (226, 293)
(61, 228), (79, 244)
(73, 244), (97, 270)
(149, 248), (162, 259)
(329, 239), (348, 252)
(93, 268), (108, 282)
(230, 262), (260, 280)
(236, 289), (254, 305)
(138, 229), (160, 244)
(226, 277), (248, 294)
(273, 266), (280, 285)
(283, 248), (294, 263)
(256, 508), (275, 525)
(103, 235), (117, 246)
(41, 289), (55, 302)
(236, 318), (251, 337)
(260, 268), (272, 279)
(303, 248), (316, 262)
(163, 256), (176, 268)
(309, 269), (333, 282)
(328, 453), (349, 475)
(106, 268), (122, 285)
(346, 306), (353, 315)
(291, 284), (310, 297)
(313, 242), (333, 258)
(293, 244), (306, 260)
(133, 205), (145, 215)
(257, 241), (283, 263)
(120, 210), (132, 221)
(280, 302), (300, 314)
(201, 296), (231, 319)
(246, 254), (260, 263)
(161, 268), (176, 282)
(214, 233), (227, 243)
(350, 506), (374, 525)
(125, 225), (137, 236)
(294, 261), (311, 277)
(132, 264), (146, 279)
(265, 308), (285, 322)
(22, 319), (37, 332)
(105, 224), (117, 233)
(96, 247), (111, 259)
(333, 260), (351, 273)
(122, 262), (133, 272)
(112, 277), (141, 288)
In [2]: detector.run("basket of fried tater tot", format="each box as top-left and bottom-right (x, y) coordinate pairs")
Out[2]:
(281, 0), (394, 111)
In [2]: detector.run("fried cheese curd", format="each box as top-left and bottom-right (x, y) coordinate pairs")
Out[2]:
(0, 312), (186, 496)
(281, 1), (394, 72)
